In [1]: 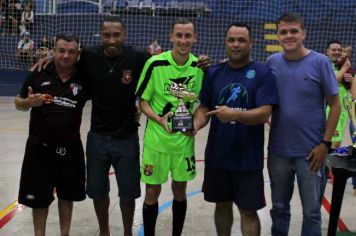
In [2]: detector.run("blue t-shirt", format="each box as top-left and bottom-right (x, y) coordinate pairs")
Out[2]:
(200, 60), (279, 170)
(267, 51), (338, 158)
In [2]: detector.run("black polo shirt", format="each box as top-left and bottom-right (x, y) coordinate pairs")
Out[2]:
(80, 45), (150, 137)
(19, 65), (89, 145)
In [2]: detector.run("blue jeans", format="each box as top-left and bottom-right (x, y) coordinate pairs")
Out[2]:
(267, 154), (326, 236)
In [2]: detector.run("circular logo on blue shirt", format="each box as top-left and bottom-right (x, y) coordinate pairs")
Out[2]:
(246, 70), (256, 79)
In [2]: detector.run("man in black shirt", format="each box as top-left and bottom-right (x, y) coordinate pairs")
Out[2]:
(15, 33), (88, 236)
(82, 16), (150, 236)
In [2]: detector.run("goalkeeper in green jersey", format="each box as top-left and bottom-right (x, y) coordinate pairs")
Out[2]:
(136, 18), (204, 236)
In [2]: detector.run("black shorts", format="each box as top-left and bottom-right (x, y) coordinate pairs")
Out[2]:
(18, 140), (86, 208)
(202, 166), (266, 211)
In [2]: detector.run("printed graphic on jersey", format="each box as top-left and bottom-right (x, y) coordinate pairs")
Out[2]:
(52, 96), (78, 108)
(218, 83), (249, 110)
(164, 75), (196, 95)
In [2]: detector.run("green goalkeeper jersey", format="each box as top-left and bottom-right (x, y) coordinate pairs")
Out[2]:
(136, 51), (204, 154)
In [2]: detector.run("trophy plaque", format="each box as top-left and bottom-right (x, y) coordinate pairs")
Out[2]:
(170, 82), (198, 132)
(343, 94), (356, 161)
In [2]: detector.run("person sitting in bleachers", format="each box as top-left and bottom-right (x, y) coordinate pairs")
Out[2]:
(35, 35), (52, 61)
(23, 0), (35, 12)
(16, 31), (34, 67)
(4, 0), (21, 35)
(147, 38), (162, 55)
(0, 2), (5, 34)
(20, 4), (33, 33)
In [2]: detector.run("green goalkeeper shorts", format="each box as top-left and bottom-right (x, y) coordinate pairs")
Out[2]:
(141, 146), (196, 184)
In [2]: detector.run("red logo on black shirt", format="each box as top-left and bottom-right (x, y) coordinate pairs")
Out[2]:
(41, 94), (52, 104)
(121, 70), (132, 84)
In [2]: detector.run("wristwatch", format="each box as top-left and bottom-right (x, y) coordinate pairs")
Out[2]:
(320, 140), (332, 148)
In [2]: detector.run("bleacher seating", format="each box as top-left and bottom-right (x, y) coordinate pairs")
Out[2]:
(31, 0), (356, 21)
(56, 2), (99, 13)
(0, 0), (356, 71)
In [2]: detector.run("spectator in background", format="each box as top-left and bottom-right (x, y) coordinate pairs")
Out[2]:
(337, 45), (355, 78)
(147, 38), (162, 55)
(16, 31), (34, 67)
(35, 35), (52, 61)
(23, 0), (35, 12)
(326, 40), (353, 151)
(0, 2), (5, 34)
(21, 4), (33, 33)
(4, 0), (21, 35)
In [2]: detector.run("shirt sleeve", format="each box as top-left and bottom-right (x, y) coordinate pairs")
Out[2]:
(255, 69), (279, 108)
(136, 58), (154, 101)
(199, 69), (213, 108)
(19, 72), (36, 98)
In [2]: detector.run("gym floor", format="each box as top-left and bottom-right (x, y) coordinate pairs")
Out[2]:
(1, 97), (355, 236)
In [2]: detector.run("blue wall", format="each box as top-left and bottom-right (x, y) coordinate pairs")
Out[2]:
(0, 71), (28, 96)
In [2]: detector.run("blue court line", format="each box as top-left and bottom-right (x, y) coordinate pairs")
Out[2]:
(137, 190), (201, 236)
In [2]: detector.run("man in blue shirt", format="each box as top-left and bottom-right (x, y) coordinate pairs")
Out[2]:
(267, 13), (341, 236)
(193, 23), (278, 236)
